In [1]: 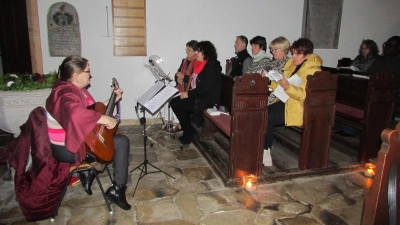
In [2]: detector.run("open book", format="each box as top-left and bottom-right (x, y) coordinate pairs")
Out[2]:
(137, 80), (179, 115)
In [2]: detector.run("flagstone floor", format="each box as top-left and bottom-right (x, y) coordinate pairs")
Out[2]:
(0, 124), (372, 225)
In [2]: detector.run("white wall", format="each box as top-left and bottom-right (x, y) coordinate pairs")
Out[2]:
(37, 0), (400, 120)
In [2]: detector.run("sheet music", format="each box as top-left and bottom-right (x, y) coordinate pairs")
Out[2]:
(267, 70), (283, 81)
(273, 86), (289, 102)
(272, 74), (303, 103)
(141, 85), (179, 114)
(137, 80), (165, 106)
(287, 74), (303, 87)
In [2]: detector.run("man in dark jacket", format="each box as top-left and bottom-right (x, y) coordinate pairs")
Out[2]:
(226, 35), (252, 77)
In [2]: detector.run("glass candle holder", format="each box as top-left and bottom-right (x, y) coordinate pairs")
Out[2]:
(242, 174), (257, 191)
(364, 163), (376, 178)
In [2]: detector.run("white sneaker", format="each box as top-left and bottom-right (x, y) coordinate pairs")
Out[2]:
(263, 148), (273, 166)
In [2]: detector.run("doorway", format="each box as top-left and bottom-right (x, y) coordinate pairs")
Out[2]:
(0, 0), (32, 74)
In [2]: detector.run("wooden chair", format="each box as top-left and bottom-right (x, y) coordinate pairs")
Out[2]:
(51, 163), (114, 221)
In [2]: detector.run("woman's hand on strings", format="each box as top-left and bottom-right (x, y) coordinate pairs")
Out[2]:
(98, 115), (117, 129)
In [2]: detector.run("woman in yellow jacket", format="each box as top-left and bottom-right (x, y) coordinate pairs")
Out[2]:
(263, 38), (322, 166)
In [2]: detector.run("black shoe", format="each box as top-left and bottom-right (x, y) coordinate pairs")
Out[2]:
(105, 183), (131, 210)
(77, 170), (95, 195)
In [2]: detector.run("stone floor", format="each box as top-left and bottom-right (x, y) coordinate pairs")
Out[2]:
(0, 124), (372, 225)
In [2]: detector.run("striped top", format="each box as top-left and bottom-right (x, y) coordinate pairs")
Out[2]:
(47, 91), (96, 146)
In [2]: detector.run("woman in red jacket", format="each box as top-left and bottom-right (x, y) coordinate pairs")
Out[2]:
(46, 56), (131, 210)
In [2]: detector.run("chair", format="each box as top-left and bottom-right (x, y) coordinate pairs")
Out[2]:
(51, 163), (114, 221)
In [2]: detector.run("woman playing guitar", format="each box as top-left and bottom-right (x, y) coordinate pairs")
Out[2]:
(45, 56), (131, 210)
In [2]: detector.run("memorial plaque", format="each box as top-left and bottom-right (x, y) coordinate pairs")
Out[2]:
(302, 0), (343, 49)
(47, 2), (81, 56)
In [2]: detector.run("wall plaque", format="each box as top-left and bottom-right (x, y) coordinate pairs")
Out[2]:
(47, 2), (81, 56)
(302, 0), (343, 49)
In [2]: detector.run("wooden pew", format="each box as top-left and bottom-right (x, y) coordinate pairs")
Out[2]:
(197, 73), (269, 185)
(361, 122), (400, 225)
(334, 71), (397, 162)
(274, 71), (338, 170)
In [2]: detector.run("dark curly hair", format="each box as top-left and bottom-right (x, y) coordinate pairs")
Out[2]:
(195, 41), (218, 60)
(58, 56), (88, 81)
(359, 39), (379, 56)
(250, 36), (267, 50)
(290, 38), (314, 55)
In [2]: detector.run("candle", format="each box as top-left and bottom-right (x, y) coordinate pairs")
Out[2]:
(243, 174), (257, 191)
(364, 163), (375, 178)
(246, 181), (252, 189)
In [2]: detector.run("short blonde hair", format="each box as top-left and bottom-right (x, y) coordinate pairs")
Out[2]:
(269, 36), (290, 54)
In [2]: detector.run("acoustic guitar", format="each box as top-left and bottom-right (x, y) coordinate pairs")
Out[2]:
(84, 78), (120, 163)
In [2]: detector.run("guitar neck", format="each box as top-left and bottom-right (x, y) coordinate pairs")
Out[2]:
(105, 92), (117, 116)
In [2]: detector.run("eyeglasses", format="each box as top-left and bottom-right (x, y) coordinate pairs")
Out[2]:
(185, 49), (193, 53)
(361, 47), (369, 50)
(82, 70), (91, 73)
(270, 48), (280, 53)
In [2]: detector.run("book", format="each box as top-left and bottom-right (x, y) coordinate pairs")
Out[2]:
(207, 108), (221, 116)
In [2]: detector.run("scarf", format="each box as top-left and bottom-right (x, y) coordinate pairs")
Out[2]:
(252, 50), (267, 62)
(191, 59), (208, 89)
(178, 55), (197, 92)
(181, 55), (197, 75)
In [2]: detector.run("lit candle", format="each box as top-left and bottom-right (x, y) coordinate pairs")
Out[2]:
(364, 163), (375, 178)
(243, 174), (257, 191)
(246, 181), (252, 189)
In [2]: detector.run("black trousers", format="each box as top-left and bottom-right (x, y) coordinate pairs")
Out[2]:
(264, 101), (285, 149)
(51, 134), (130, 185)
(170, 96), (196, 136)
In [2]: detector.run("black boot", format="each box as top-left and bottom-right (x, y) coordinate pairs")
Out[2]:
(77, 170), (95, 195)
(105, 183), (131, 210)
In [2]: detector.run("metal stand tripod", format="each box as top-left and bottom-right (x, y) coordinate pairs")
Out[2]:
(150, 102), (176, 147)
(130, 106), (175, 197)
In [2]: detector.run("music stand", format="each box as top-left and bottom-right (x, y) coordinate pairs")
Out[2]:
(131, 104), (175, 197)
(143, 55), (176, 145)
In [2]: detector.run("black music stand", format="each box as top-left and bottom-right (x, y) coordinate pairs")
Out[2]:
(130, 104), (175, 197)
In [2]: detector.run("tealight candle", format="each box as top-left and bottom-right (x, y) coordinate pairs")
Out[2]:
(242, 174), (257, 191)
(364, 163), (376, 178)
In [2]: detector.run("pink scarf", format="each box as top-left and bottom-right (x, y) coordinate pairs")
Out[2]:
(191, 60), (208, 89)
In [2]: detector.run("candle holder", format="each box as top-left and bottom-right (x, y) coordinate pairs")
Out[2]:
(364, 163), (376, 178)
(242, 174), (257, 191)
